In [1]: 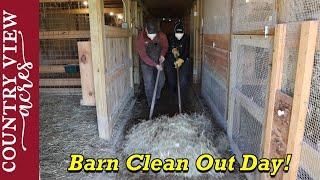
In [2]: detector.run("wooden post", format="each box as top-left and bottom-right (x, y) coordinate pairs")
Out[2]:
(193, 0), (203, 83)
(132, 0), (140, 85)
(193, 0), (201, 83)
(128, 0), (134, 88)
(78, 41), (96, 106)
(123, 0), (134, 88)
(262, 24), (287, 159)
(88, 0), (112, 140)
(283, 21), (318, 180)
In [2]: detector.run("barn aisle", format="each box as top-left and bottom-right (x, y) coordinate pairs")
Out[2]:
(40, 85), (247, 179)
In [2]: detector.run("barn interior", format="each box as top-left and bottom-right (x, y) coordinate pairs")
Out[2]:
(40, 0), (320, 180)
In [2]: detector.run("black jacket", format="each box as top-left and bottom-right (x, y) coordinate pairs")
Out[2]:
(166, 34), (190, 65)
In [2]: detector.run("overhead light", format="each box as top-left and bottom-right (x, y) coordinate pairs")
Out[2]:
(246, 0), (250, 3)
(117, 14), (123, 20)
(110, 12), (114, 16)
(83, 1), (88, 6)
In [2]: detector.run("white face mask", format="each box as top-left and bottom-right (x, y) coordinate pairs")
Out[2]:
(147, 33), (157, 40)
(175, 33), (184, 40)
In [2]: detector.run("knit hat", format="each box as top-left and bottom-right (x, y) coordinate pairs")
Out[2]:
(174, 22), (184, 33)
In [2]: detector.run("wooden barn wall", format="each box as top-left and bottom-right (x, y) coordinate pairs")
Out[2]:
(201, 0), (231, 129)
(105, 36), (133, 122)
(132, 1), (141, 85)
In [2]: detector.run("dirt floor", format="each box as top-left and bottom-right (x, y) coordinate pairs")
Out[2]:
(40, 85), (247, 180)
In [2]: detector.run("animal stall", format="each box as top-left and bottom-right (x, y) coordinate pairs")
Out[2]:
(229, 35), (274, 180)
(278, 1), (320, 179)
(39, 0), (90, 94)
(229, 1), (320, 180)
(77, 26), (133, 124)
(39, 0), (123, 94)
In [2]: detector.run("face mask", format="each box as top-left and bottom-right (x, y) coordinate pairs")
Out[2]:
(175, 33), (184, 40)
(147, 33), (157, 40)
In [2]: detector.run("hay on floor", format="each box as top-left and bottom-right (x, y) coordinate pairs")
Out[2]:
(122, 114), (225, 178)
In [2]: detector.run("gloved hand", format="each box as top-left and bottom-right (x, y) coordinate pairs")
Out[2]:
(156, 64), (163, 71)
(159, 55), (165, 63)
(172, 48), (180, 58)
(174, 58), (184, 68)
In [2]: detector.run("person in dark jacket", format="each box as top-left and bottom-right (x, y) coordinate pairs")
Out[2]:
(165, 22), (190, 103)
(135, 20), (169, 106)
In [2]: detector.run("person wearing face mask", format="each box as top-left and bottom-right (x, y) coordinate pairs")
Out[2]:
(135, 20), (169, 106)
(165, 22), (190, 106)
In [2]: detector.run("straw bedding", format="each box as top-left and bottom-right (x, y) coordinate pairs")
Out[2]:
(122, 114), (227, 178)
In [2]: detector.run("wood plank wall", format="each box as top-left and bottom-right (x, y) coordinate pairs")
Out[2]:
(201, 0), (231, 129)
(104, 36), (133, 128)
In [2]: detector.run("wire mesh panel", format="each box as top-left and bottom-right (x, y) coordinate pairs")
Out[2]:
(232, 0), (276, 33)
(40, 2), (90, 31)
(233, 105), (263, 155)
(40, 1), (91, 92)
(203, 0), (231, 34)
(297, 53), (320, 180)
(276, 2), (320, 178)
(279, 0), (320, 23)
(280, 23), (301, 96)
(40, 0), (124, 93)
(228, 35), (273, 179)
(279, 1), (320, 96)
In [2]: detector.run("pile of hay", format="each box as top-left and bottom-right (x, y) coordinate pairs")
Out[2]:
(122, 114), (225, 178)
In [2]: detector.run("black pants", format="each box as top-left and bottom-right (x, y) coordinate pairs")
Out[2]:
(165, 59), (190, 101)
(141, 63), (165, 106)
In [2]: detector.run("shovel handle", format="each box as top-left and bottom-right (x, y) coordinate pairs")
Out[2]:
(177, 67), (182, 114)
(149, 67), (161, 119)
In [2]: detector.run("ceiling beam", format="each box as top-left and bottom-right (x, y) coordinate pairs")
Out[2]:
(41, 8), (123, 14)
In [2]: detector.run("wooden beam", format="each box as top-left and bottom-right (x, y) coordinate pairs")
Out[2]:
(203, 34), (231, 50)
(105, 26), (129, 38)
(41, 8), (123, 15)
(39, 27), (128, 39)
(262, 24), (287, 161)
(232, 35), (273, 48)
(40, 78), (81, 87)
(235, 90), (265, 124)
(40, 88), (82, 95)
(40, 65), (66, 74)
(89, 0), (111, 140)
(271, 91), (293, 157)
(78, 41), (96, 106)
(233, 28), (275, 36)
(41, 59), (78, 65)
(283, 21), (319, 180)
(40, 31), (90, 39)
(123, 0), (134, 88)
